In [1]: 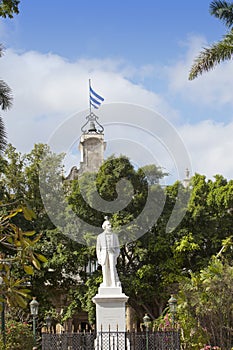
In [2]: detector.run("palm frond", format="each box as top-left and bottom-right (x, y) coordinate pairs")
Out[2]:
(0, 0), (20, 19)
(0, 116), (7, 152)
(0, 45), (11, 152)
(0, 79), (13, 110)
(210, 0), (233, 28)
(189, 29), (233, 80)
(0, 44), (4, 57)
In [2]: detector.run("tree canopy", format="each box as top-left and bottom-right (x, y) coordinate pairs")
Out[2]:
(0, 143), (232, 347)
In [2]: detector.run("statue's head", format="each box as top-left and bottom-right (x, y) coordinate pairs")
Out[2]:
(102, 216), (112, 232)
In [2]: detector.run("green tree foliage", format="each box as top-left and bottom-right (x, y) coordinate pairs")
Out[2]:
(177, 249), (233, 350)
(167, 174), (233, 277)
(0, 0), (20, 18)
(0, 320), (34, 350)
(0, 144), (91, 322)
(189, 1), (233, 80)
(0, 206), (47, 309)
(1, 144), (232, 333)
(1, 143), (63, 231)
(64, 155), (160, 321)
(0, 144), (59, 317)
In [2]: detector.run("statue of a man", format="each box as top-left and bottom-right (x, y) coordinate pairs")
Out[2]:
(96, 217), (121, 287)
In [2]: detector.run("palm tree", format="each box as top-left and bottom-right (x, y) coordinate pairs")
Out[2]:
(0, 0), (20, 18)
(0, 44), (13, 151)
(189, 1), (233, 80)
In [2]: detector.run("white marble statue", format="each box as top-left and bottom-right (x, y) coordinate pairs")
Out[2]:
(96, 217), (121, 287)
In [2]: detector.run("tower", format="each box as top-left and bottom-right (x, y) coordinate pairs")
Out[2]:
(79, 112), (106, 175)
(183, 168), (191, 188)
(66, 112), (106, 180)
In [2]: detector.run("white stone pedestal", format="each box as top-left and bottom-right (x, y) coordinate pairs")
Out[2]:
(93, 286), (129, 349)
(93, 286), (128, 332)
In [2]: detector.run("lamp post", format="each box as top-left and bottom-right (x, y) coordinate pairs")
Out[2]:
(30, 297), (39, 347)
(168, 294), (177, 328)
(143, 313), (150, 350)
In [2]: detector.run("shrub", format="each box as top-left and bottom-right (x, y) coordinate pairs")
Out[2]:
(0, 320), (34, 350)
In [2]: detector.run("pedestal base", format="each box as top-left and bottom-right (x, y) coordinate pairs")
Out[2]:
(92, 286), (129, 332)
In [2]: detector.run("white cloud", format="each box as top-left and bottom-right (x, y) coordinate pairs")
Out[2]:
(62, 117), (233, 182)
(0, 46), (233, 182)
(0, 49), (174, 152)
(179, 120), (233, 180)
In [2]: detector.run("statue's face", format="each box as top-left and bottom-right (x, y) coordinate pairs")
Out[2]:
(105, 221), (112, 232)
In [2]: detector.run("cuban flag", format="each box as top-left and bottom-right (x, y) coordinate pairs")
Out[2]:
(89, 80), (104, 109)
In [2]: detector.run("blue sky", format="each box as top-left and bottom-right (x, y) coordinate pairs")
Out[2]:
(7, 1), (223, 61)
(0, 0), (233, 181)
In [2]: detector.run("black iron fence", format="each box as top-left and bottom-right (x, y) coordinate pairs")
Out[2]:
(42, 330), (180, 349)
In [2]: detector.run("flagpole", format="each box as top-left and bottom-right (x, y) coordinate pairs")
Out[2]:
(89, 78), (92, 114)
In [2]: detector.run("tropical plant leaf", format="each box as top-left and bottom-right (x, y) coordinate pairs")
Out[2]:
(35, 253), (48, 263)
(23, 265), (34, 275)
(21, 206), (36, 220)
(23, 230), (36, 237)
(210, 0), (233, 28)
(189, 30), (233, 79)
(15, 288), (31, 298)
(13, 293), (27, 308)
(32, 257), (41, 270)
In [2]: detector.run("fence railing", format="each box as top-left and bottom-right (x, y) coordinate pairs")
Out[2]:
(42, 330), (180, 350)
